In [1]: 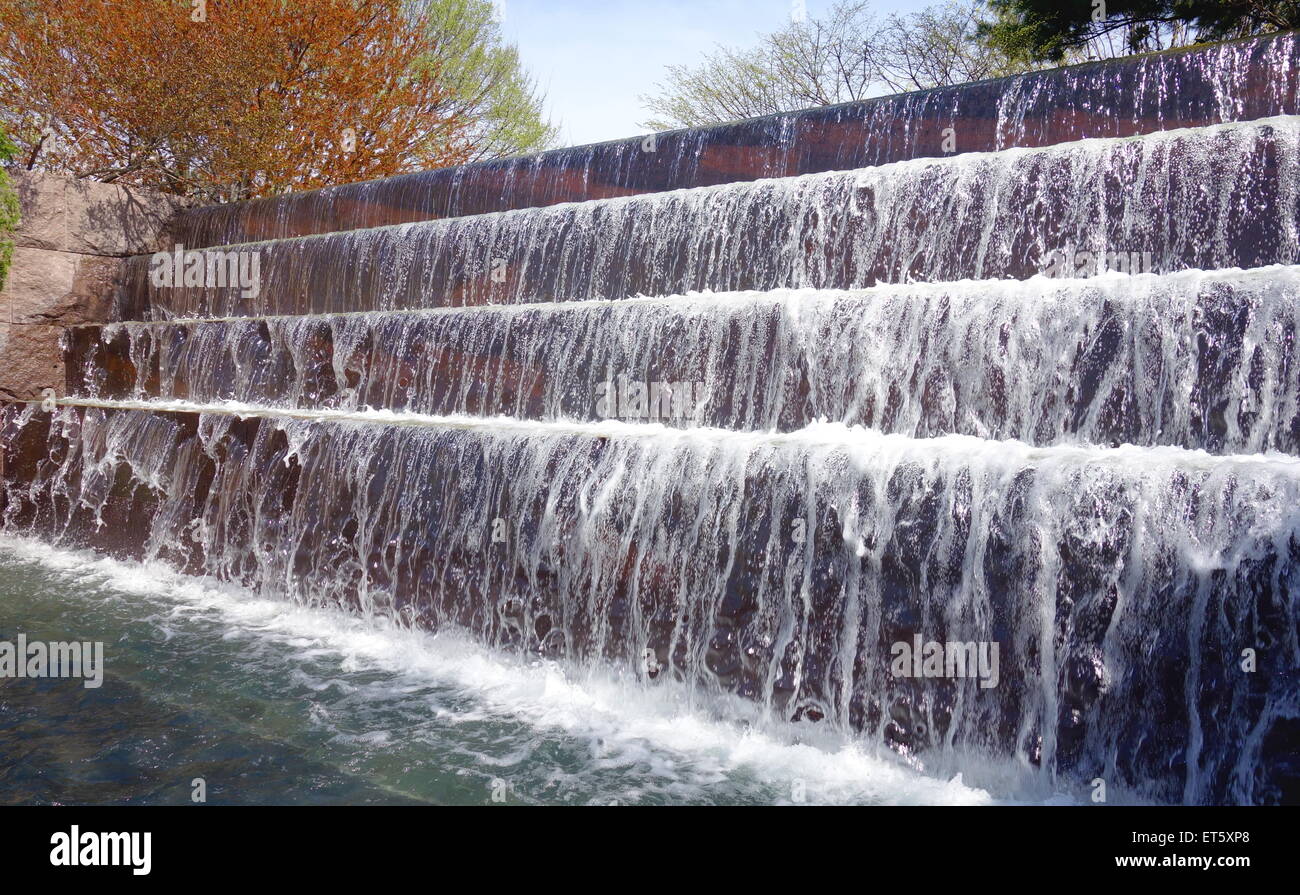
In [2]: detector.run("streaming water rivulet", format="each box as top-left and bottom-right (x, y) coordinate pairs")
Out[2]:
(171, 31), (1300, 248)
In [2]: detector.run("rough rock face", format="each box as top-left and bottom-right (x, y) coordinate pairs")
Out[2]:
(4, 248), (121, 325)
(11, 171), (184, 256)
(0, 172), (184, 401)
(0, 324), (63, 401)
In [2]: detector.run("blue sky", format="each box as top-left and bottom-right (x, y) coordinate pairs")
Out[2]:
(497, 0), (937, 147)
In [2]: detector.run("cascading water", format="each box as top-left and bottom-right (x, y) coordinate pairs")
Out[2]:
(3, 402), (1298, 805)
(119, 117), (1300, 320)
(73, 266), (1300, 454)
(3, 36), (1299, 805)
(169, 31), (1300, 248)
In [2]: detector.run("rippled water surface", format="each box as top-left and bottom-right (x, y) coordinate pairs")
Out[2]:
(0, 537), (1079, 806)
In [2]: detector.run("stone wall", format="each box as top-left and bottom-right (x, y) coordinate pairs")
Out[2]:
(0, 171), (185, 401)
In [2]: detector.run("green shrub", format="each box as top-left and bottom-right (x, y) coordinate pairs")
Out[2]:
(0, 127), (19, 293)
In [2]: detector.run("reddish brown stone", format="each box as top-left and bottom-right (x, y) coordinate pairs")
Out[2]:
(170, 32), (1300, 248)
(0, 323), (65, 402)
(11, 170), (187, 257)
(1, 248), (123, 326)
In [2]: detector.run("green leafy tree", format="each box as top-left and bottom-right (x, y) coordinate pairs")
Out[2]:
(423, 0), (558, 161)
(0, 126), (20, 293)
(983, 0), (1300, 64)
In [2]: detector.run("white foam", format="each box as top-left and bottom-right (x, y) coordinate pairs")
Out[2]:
(90, 263), (1300, 327)
(52, 396), (1300, 473)
(184, 116), (1300, 253)
(0, 534), (1070, 805)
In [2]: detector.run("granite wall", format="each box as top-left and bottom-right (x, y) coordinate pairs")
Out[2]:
(0, 171), (185, 401)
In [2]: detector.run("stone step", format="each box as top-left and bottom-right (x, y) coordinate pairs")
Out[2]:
(3, 400), (1296, 805)
(116, 117), (1300, 321)
(63, 267), (1300, 456)
(166, 32), (1300, 250)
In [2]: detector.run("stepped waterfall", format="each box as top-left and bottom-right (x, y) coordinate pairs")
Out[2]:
(3, 33), (1299, 805)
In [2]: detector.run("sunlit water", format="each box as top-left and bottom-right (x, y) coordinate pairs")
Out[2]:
(12, 39), (1299, 807)
(0, 536), (1079, 806)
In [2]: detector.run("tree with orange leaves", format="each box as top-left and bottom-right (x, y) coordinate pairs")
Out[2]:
(0, 0), (548, 201)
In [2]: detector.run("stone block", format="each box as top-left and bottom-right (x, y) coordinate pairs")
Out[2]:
(0, 323), (64, 402)
(0, 247), (122, 325)
(10, 170), (186, 257)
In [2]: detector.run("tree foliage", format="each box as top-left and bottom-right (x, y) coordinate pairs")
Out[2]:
(640, 1), (1032, 131)
(0, 0), (554, 201)
(425, 0), (557, 164)
(640, 1), (878, 129)
(0, 125), (18, 293)
(874, 0), (1033, 92)
(982, 0), (1300, 63)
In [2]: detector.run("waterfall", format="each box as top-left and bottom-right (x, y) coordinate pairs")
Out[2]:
(122, 117), (1300, 320)
(4, 35), (1299, 804)
(3, 401), (1298, 805)
(168, 31), (1300, 248)
(77, 267), (1300, 454)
